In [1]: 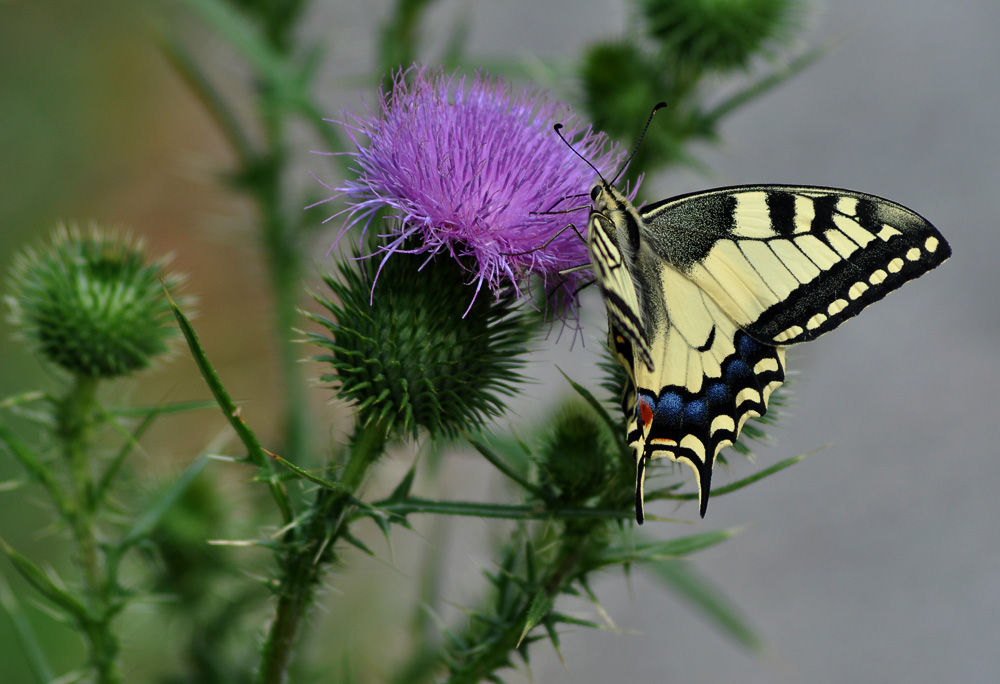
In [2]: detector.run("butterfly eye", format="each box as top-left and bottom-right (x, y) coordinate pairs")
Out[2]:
(590, 186), (602, 203)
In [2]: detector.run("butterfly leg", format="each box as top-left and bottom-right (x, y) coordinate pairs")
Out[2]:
(497, 222), (587, 256)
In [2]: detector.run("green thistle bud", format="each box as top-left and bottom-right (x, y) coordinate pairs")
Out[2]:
(580, 41), (693, 178)
(536, 403), (617, 507)
(641, 0), (803, 72)
(147, 473), (227, 605)
(581, 41), (665, 136)
(5, 224), (183, 378)
(308, 249), (532, 440)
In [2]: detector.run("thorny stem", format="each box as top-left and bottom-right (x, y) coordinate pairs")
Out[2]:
(256, 416), (390, 684)
(58, 375), (123, 684)
(445, 621), (526, 684)
(439, 530), (592, 684)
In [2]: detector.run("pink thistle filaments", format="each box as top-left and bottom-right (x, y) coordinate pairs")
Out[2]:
(320, 67), (633, 311)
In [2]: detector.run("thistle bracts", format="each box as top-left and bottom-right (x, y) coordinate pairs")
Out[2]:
(6, 223), (183, 378)
(309, 250), (531, 439)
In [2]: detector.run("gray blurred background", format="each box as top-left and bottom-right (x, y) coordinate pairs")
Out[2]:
(1, 0), (996, 682)
(494, 1), (998, 682)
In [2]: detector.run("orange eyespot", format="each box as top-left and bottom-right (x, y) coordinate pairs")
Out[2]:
(639, 396), (654, 427)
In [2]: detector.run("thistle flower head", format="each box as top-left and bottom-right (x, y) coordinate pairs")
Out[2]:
(308, 250), (530, 439)
(325, 67), (634, 311)
(6, 224), (183, 378)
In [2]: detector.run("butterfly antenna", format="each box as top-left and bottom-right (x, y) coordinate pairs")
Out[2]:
(609, 101), (667, 186)
(554, 123), (607, 184)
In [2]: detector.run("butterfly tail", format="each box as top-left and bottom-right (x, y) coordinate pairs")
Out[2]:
(635, 453), (648, 525)
(697, 460), (713, 518)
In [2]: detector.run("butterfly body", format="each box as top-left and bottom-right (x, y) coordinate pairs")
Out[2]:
(587, 181), (950, 523)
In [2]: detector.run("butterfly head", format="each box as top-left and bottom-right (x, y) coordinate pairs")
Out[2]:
(588, 180), (644, 259)
(588, 180), (630, 217)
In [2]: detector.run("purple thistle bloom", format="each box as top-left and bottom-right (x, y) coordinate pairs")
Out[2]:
(320, 67), (635, 311)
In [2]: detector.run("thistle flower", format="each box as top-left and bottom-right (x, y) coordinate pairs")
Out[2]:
(6, 224), (183, 378)
(323, 67), (633, 310)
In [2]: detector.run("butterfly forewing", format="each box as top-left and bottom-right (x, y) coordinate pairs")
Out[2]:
(640, 186), (951, 346)
(588, 182), (949, 523)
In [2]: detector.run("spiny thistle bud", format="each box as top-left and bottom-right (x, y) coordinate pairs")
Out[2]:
(536, 402), (618, 507)
(308, 248), (532, 440)
(641, 0), (803, 72)
(5, 224), (183, 378)
(579, 41), (685, 176)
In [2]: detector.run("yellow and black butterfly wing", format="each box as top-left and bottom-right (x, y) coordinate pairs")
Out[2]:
(589, 181), (787, 522)
(590, 183), (949, 523)
(639, 186), (951, 346)
(621, 259), (785, 522)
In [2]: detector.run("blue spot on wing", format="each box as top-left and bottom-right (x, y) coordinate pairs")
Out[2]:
(705, 382), (728, 405)
(632, 331), (785, 518)
(654, 392), (684, 430)
(684, 400), (707, 423)
(725, 359), (750, 382)
(737, 333), (760, 358)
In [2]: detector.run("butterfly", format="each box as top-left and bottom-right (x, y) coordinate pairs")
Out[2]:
(586, 179), (951, 523)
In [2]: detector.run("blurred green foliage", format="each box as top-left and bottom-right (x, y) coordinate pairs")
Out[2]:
(0, 0), (818, 682)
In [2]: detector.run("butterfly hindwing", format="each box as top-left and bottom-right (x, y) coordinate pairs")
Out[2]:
(589, 181), (949, 522)
(615, 262), (786, 522)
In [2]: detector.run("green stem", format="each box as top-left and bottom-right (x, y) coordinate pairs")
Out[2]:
(256, 417), (390, 684)
(162, 12), (313, 466)
(61, 376), (102, 603)
(62, 376), (98, 507)
(445, 621), (526, 684)
(58, 375), (123, 684)
(442, 526), (593, 684)
(265, 209), (311, 465)
(252, 74), (312, 467)
(379, 0), (437, 77)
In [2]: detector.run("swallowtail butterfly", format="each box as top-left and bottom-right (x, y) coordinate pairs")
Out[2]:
(587, 178), (950, 523)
